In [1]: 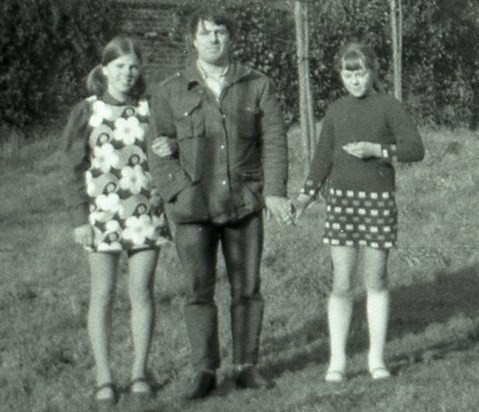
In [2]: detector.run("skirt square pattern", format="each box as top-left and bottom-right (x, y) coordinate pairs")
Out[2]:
(323, 187), (398, 249)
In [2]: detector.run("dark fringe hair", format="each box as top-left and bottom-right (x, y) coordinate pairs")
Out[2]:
(335, 42), (381, 91)
(86, 36), (146, 99)
(188, 7), (236, 40)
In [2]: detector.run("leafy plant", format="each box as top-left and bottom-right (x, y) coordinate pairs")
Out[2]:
(0, 0), (117, 128)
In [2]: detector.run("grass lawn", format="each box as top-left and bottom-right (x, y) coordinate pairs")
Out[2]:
(1, 126), (479, 412)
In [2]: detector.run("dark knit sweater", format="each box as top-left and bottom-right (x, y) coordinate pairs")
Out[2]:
(304, 93), (424, 195)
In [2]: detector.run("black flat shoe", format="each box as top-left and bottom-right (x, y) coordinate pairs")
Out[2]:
(186, 370), (217, 399)
(235, 366), (275, 390)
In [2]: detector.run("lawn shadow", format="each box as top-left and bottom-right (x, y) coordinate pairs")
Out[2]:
(261, 262), (479, 379)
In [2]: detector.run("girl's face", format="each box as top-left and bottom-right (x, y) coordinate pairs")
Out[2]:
(102, 53), (141, 100)
(340, 60), (373, 98)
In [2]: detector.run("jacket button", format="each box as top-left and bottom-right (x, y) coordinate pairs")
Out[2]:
(168, 173), (175, 180)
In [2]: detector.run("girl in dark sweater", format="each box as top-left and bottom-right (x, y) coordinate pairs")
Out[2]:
(295, 42), (424, 382)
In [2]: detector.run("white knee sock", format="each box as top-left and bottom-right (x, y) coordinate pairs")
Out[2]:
(327, 294), (353, 371)
(366, 289), (390, 370)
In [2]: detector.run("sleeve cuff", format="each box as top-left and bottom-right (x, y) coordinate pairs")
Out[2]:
(381, 144), (398, 163)
(301, 179), (321, 199)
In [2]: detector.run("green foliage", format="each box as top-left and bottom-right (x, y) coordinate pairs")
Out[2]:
(307, 0), (479, 127)
(229, 3), (297, 124)
(3, 0), (479, 129)
(0, 0), (118, 128)
(172, 0), (479, 127)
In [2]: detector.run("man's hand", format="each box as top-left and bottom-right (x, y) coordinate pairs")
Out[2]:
(73, 224), (93, 248)
(152, 136), (176, 157)
(292, 193), (313, 222)
(342, 142), (381, 159)
(264, 196), (295, 225)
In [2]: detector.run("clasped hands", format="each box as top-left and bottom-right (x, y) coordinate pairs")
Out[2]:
(266, 194), (312, 225)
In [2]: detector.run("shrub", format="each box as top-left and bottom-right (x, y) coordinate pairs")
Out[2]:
(0, 0), (117, 128)
(170, 0), (479, 128)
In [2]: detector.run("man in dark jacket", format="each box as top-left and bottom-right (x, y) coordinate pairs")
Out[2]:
(148, 7), (293, 399)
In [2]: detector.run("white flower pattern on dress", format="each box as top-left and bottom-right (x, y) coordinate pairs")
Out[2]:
(119, 165), (150, 194)
(92, 143), (119, 173)
(89, 100), (108, 127)
(85, 171), (95, 196)
(85, 98), (170, 252)
(113, 116), (145, 144)
(96, 193), (121, 213)
(137, 100), (149, 117)
(123, 215), (156, 245)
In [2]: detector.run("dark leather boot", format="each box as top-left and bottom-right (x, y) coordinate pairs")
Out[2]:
(184, 303), (220, 371)
(186, 369), (217, 399)
(230, 297), (264, 365)
(235, 364), (275, 390)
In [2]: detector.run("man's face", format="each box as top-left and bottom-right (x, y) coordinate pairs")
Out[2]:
(194, 19), (231, 66)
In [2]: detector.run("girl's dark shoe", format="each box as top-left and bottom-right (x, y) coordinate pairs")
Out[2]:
(235, 366), (275, 390)
(186, 369), (217, 399)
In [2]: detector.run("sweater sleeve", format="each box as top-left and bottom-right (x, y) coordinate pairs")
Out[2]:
(301, 110), (335, 198)
(258, 77), (288, 197)
(62, 100), (91, 227)
(382, 97), (425, 164)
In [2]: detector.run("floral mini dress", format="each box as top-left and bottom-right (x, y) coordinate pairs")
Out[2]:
(84, 96), (170, 252)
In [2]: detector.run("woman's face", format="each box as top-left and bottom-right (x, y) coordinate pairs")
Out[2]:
(103, 53), (141, 100)
(340, 60), (373, 98)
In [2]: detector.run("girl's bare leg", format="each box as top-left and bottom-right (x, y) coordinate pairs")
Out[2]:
(327, 246), (358, 379)
(127, 248), (159, 392)
(88, 252), (120, 399)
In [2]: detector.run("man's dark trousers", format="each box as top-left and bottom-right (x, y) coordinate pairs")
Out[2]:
(175, 212), (265, 371)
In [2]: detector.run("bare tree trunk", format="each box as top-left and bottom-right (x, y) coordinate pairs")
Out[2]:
(390, 0), (403, 101)
(294, 0), (316, 168)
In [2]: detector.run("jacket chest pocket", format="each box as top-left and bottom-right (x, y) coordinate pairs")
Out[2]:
(173, 98), (205, 180)
(174, 99), (204, 141)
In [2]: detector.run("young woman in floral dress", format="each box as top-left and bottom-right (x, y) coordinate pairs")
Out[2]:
(63, 37), (171, 407)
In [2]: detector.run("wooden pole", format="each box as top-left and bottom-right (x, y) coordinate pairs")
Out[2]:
(294, 0), (316, 168)
(390, 0), (403, 101)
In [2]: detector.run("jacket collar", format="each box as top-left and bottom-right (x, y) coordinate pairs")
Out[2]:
(183, 60), (252, 90)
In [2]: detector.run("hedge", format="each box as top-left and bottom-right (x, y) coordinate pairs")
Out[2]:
(0, 0), (117, 127)
(2, 0), (478, 130)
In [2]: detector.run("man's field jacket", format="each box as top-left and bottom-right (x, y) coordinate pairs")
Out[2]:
(148, 61), (288, 224)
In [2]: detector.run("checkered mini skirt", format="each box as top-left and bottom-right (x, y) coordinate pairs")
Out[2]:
(323, 187), (398, 249)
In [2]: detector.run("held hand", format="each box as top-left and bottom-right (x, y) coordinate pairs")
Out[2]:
(73, 224), (93, 248)
(342, 142), (381, 159)
(292, 194), (313, 223)
(152, 136), (176, 157)
(264, 196), (295, 225)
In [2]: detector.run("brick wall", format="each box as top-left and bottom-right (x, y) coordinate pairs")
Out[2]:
(113, 1), (189, 85)
(113, 0), (289, 85)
